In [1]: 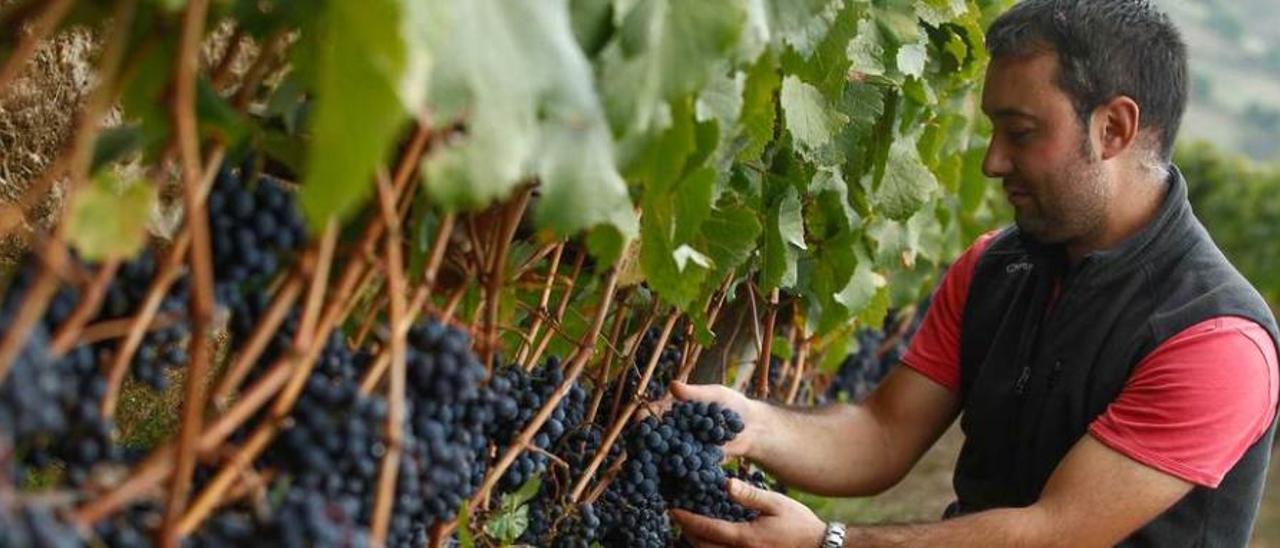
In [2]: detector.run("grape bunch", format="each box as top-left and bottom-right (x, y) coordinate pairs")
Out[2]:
(0, 292), (116, 485)
(625, 327), (686, 402)
(401, 318), (491, 537)
(206, 163), (307, 307)
(826, 299), (930, 402)
(485, 358), (588, 492)
(0, 495), (83, 548)
(101, 250), (192, 391)
(524, 499), (602, 548)
(591, 400), (755, 547)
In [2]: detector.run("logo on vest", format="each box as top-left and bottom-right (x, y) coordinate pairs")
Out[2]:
(1006, 262), (1034, 274)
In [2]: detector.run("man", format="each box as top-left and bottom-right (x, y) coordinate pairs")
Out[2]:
(670, 1), (1280, 546)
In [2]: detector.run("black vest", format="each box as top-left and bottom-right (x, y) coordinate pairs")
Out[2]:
(951, 166), (1280, 546)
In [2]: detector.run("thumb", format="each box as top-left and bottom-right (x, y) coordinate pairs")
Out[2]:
(670, 380), (718, 403)
(727, 478), (783, 514)
(669, 380), (699, 401)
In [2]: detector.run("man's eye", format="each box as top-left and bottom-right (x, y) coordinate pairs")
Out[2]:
(1007, 129), (1032, 143)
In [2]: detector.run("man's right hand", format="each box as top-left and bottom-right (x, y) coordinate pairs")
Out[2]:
(669, 381), (761, 460)
(669, 367), (961, 497)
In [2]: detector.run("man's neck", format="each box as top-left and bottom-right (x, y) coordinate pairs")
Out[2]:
(1065, 170), (1168, 264)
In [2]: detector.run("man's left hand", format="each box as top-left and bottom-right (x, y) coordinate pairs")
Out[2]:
(671, 478), (827, 548)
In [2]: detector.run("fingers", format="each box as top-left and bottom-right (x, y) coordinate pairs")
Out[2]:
(671, 508), (744, 546)
(727, 478), (784, 514)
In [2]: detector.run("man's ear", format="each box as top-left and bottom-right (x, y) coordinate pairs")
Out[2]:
(1092, 96), (1141, 161)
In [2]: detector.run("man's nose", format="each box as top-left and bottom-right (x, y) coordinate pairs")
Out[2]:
(982, 138), (1013, 178)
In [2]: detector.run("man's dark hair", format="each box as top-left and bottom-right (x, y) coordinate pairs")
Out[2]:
(986, 0), (1188, 161)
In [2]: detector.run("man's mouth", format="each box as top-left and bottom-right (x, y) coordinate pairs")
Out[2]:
(1004, 184), (1032, 205)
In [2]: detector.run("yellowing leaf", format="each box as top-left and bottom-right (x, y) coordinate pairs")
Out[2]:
(67, 174), (156, 261)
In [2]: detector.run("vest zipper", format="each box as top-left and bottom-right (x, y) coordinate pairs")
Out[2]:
(1013, 365), (1032, 395)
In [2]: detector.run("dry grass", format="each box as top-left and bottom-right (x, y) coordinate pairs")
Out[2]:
(0, 26), (97, 247)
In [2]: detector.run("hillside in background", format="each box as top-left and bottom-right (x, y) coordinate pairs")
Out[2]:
(1159, 0), (1280, 161)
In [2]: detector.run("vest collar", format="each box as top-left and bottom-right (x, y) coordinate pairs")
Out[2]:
(1014, 164), (1197, 288)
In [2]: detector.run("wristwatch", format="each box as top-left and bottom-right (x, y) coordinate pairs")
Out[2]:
(821, 521), (847, 548)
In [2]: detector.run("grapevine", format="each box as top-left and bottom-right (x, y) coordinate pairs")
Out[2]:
(0, 0), (1008, 546)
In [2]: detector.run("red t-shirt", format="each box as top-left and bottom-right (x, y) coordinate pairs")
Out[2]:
(901, 231), (1279, 488)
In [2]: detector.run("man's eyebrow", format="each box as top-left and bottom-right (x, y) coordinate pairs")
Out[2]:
(987, 108), (1038, 120)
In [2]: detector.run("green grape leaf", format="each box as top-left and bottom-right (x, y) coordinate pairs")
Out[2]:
(701, 202), (763, 275)
(736, 52), (781, 163)
(674, 245), (714, 271)
(780, 76), (849, 161)
(856, 282), (892, 329)
(571, 0), (615, 56)
(771, 334), (794, 361)
(67, 173), (156, 261)
(421, 0), (638, 255)
(397, 0), (435, 112)
(483, 503), (529, 543)
(913, 0), (967, 27)
(809, 229), (860, 333)
(847, 17), (888, 77)
(833, 255), (888, 316)
(599, 0), (747, 134)
(301, 0), (407, 228)
(958, 146), (989, 213)
(895, 39), (927, 79)
(807, 166), (861, 238)
(696, 69), (745, 127)
(511, 475), (543, 507)
(196, 78), (247, 147)
(762, 185), (803, 291)
(818, 328), (852, 373)
(91, 125), (145, 173)
(777, 184), (807, 250)
(675, 166), (717, 243)
(874, 3), (923, 46)
(742, 0), (841, 59)
(873, 136), (938, 220)
(640, 213), (708, 310)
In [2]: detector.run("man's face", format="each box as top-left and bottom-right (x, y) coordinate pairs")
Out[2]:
(981, 52), (1109, 244)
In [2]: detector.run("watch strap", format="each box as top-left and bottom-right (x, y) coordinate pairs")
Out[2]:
(822, 521), (847, 548)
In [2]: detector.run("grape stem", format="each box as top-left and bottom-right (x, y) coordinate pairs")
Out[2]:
(370, 172), (408, 546)
(162, 0), (217, 543)
(607, 300), (660, 425)
(209, 275), (305, 410)
(174, 220), (339, 537)
(446, 268), (621, 542)
(49, 259), (121, 355)
(585, 290), (632, 425)
(676, 275), (734, 383)
(76, 311), (184, 347)
(514, 243), (564, 365)
(786, 338), (810, 405)
(754, 288), (780, 400)
(0, 237), (71, 381)
(569, 312), (681, 504)
(76, 148), (423, 524)
(482, 187), (532, 369)
(523, 250), (586, 372)
(100, 147), (226, 419)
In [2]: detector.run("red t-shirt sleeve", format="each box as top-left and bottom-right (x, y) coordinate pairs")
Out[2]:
(899, 230), (1001, 392)
(1089, 317), (1279, 488)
